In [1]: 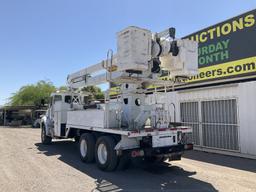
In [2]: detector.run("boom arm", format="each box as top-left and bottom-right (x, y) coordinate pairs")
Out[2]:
(66, 26), (198, 90)
(67, 56), (118, 89)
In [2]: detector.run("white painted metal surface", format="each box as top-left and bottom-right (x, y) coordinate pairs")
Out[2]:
(117, 26), (152, 72)
(147, 81), (256, 157)
(152, 132), (177, 147)
(160, 39), (198, 77)
(238, 81), (256, 156)
(67, 110), (105, 128)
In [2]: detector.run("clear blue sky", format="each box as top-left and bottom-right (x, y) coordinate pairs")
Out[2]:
(0, 0), (255, 105)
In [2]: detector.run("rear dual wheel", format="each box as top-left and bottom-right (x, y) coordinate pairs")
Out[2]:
(79, 134), (129, 171)
(95, 136), (119, 171)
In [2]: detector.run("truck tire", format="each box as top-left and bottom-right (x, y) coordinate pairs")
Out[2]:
(95, 136), (118, 171)
(41, 123), (52, 145)
(79, 133), (95, 163)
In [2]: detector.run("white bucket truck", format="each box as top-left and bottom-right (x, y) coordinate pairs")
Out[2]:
(41, 26), (198, 171)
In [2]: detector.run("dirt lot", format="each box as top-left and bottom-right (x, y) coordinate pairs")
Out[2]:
(0, 127), (255, 192)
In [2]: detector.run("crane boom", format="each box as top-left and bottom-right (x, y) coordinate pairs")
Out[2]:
(67, 55), (118, 89)
(66, 26), (198, 90)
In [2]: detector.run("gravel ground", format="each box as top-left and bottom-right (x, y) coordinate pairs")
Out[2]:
(0, 127), (256, 192)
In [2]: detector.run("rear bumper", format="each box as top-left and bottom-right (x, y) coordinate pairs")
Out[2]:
(127, 143), (193, 158)
(149, 143), (193, 156)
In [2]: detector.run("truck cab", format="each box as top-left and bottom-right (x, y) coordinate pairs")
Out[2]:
(42, 92), (83, 138)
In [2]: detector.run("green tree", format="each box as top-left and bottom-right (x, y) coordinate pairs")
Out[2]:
(9, 80), (56, 106)
(82, 86), (104, 100)
(58, 86), (68, 91)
